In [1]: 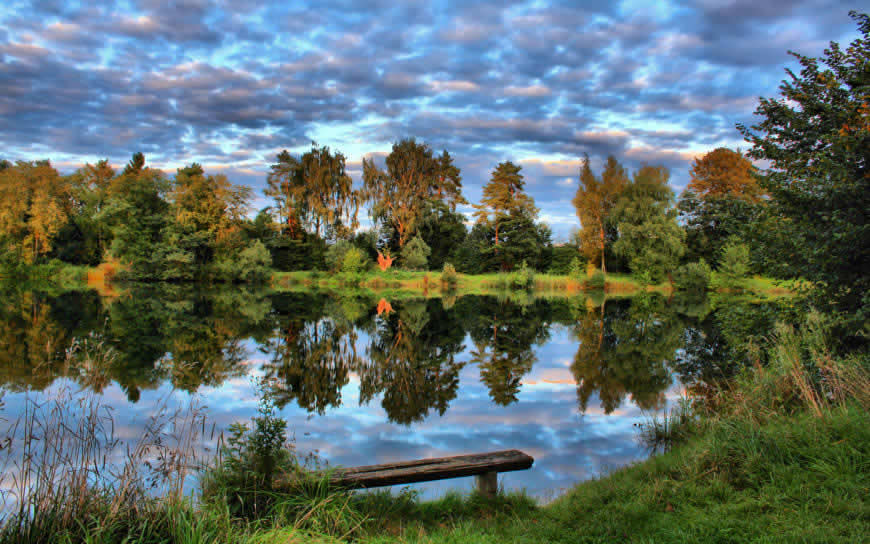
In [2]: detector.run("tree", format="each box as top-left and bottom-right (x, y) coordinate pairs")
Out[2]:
(688, 148), (764, 201)
(401, 236), (431, 270)
(415, 200), (468, 270)
(363, 139), (462, 248)
(0, 160), (69, 263)
(266, 144), (359, 240)
(100, 153), (171, 278)
(678, 189), (760, 265)
(473, 161), (537, 249)
(737, 11), (869, 335)
(612, 165), (686, 283)
(572, 155), (628, 274)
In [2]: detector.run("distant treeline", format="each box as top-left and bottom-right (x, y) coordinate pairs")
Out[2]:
(0, 141), (767, 283)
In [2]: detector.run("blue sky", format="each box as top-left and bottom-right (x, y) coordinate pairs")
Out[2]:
(0, 0), (863, 238)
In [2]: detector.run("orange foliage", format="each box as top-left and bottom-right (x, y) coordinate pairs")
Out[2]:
(376, 298), (393, 315)
(688, 148), (764, 201)
(377, 251), (394, 272)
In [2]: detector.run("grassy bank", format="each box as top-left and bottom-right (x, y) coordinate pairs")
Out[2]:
(1, 312), (864, 543)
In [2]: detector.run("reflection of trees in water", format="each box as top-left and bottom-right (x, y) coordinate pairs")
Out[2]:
(571, 294), (680, 414)
(358, 300), (466, 424)
(464, 296), (551, 406)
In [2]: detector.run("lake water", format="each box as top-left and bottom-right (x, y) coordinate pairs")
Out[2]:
(0, 285), (782, 500)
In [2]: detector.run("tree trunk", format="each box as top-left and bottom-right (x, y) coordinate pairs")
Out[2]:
(599, 225), (606, 274)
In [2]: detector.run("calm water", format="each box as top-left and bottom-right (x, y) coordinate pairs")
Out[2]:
(0, 286), (783, 500)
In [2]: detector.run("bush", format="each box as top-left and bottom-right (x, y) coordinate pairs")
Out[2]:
(212, 240), (272, 283)
(401, 236), (431, 270)
(674, 259), (712, 293)
(586, 269), (606, 290)
(325, 240), (354, 272)
(441, 262), (458, 289)
(510, 261), (535, 290)
(719, 239), (750, 281)
(568, 256), (585, 278)
(340, 247), (368, 284)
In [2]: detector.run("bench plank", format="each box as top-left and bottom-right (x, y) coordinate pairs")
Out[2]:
(328, 449), (533, 489)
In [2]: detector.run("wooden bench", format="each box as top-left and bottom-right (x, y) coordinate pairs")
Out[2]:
(298, 449), (534, 497)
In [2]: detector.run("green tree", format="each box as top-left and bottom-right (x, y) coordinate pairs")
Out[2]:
(415, 200), (467, 269)
(572, 155), (629, 274)
(719, 239), (750, 282)
(738, 11), (869, 335)
(100, 153), (171, 279)
(612, 165), (686, 283)
(363, 139), (463, 248)
(678, 190), (760, 266)
(401, 236), (431, 270)
(473, 161), (537, 250)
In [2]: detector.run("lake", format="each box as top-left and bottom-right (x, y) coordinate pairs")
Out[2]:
(0, 285), (784, 500)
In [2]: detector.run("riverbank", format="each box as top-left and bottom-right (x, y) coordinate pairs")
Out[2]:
(1, 314), (864, 543)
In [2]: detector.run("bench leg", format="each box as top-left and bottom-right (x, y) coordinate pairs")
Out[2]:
(475, 471), (498, 497)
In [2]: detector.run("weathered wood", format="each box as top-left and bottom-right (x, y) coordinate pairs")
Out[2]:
(291, 450), (533, 490)
(475, 471), (498, 497)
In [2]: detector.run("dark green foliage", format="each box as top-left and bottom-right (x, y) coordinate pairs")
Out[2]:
(510, 261), (535, 290)
(325, 240), (354, 272)
(450, 222), (494, 274)
(548, 245), (581, 275)
(678, 190), (760, 267)
(737, 11), (870, 340)
(673, 259), (712, 293)
(416, 201), (467, 269)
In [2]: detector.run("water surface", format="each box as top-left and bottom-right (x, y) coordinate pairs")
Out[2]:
(0, 286), (782, 499)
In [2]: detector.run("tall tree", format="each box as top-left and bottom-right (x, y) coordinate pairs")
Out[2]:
(363, 139), (463, 248)
(572, 155), (629, 274)
(0, 160), (69, 263)
(612, 165), (686, 283)
(473, 161), (537, 248)
(266, 144), (359, 239)
(688, 148), (764, 201)
(737, 11), (869, 337)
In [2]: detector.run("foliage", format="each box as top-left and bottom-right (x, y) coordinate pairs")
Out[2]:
(473, 161), (537, 258)
(401, 236), (431, 270)
(737, 11), (870, 340)
(673, 259), (712, 293)
(363, 139), (464, 248)
(612, 165), (686, 283)
(441, 262), (458, 289)
(586, 269), (606, 290)
(415, 200), (467, 269)
(213, 240), (272, 283)
(572, 155), (628, 273)
(340, 247), (368, 281)
(688, 147), (764, 201)
(547, 245), (581, 275)
(510, 261), (535, 290)
(568, 256), (585, 278)
(718, 239), (750, 282)
(678, 190), (761, 266)
(0, 160), (69, 264)
(266, 143), (359, 239)
(325, 240), (354, 272)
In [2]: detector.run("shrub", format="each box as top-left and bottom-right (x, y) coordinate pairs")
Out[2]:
(674, 259), (712, 293)
(325, 240), (354, 272)
(568, 256), (585, 278)
(719, 239), (750, 281)
(441, 262), (458, 289)
(511, 260), (535, 290)
(212, 240), (272, 283)
(586, 269), (606, 290)
(340, 247), (368, 284)
(401, 236), (431, 270)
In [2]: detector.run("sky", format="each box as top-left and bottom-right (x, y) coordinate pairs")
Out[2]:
(0, 0), (863, 239)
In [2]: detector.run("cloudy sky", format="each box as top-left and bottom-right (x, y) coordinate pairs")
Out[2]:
(0, 1), (863, 238)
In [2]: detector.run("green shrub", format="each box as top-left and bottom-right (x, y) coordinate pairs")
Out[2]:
(441, 262), (458, 289)
(340, 247), (368, 284)
(674, 259), (712, 293)
(212, 240), (272, 283)
(401, 236), (431, 270)
(568, 256), (584, 278)
(510, 261), (535, 290)
(719, 239), (750, 281)
(586, 269), (606, 290)
(325, 240), (354, 272)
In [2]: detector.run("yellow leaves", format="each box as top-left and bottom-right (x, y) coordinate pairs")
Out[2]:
(688, 148), (764, 202)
